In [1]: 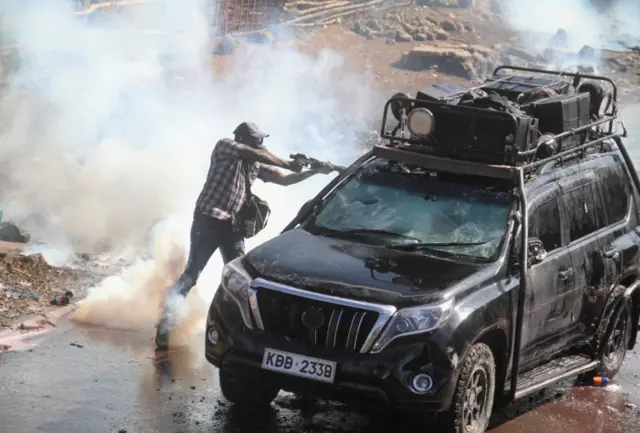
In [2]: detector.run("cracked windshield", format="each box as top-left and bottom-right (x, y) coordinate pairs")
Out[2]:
(312, 160), (513, 260)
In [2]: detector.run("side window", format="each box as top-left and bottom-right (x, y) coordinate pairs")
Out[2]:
(563, 183), (605, 242)
(529, 198), (562, 252)
(597, 163), (631, 224)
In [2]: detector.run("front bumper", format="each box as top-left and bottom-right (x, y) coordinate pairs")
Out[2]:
(205, 287), (459, 412)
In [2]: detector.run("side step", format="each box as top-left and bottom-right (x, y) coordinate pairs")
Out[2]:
(507, 355), (599, 400)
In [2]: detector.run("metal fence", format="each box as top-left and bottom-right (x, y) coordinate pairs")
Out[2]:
(211, 0), (284, 36)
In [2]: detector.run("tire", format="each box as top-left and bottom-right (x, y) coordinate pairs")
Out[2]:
(219, 368), (280, 408)
(444, 343), (496, 433)
(593, 299), (632, 380)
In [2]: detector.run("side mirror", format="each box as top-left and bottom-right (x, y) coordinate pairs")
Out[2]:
(527, 237), (547, 266)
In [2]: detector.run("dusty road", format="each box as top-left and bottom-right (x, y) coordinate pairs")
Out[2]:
(0, 319), (639, 433)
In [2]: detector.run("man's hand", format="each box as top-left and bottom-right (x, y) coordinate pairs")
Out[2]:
(285, 159), (304, 173)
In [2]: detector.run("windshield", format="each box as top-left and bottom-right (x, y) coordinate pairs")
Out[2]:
(309, 160), (515, 260)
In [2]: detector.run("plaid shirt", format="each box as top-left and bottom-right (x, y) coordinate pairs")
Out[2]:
(195, 138), (275, 221)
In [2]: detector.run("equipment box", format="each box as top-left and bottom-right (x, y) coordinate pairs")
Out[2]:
(482, 74), (570, 101)
(526, 92), (591, 148)
(423, 105), (539, 166)
(416, 83), (468, 102)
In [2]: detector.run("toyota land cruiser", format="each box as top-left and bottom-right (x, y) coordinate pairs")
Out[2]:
(204, 65), (640, 433)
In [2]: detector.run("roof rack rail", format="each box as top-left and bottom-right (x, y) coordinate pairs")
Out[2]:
(492, 65), (618, 103)
(378, 64), (621, 179)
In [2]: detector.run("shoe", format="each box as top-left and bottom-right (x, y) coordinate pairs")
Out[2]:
(155, 326), (169, 350)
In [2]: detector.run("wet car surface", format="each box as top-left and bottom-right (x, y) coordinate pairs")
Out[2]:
(1, 319), (639, 433)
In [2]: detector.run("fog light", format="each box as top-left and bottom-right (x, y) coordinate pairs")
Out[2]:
(411, 373), (434, 394)
(207, 327), (220, 345)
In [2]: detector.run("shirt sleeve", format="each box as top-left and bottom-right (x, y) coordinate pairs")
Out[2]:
(257, 165), (281, 182)
(214, 138), (243, 158)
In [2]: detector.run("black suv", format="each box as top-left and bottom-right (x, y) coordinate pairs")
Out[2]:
(205, 66), (640, 433)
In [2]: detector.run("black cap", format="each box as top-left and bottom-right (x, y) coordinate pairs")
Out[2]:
(233, 122), (269, 140)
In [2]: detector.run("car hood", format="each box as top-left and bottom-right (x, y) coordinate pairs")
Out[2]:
(243, 228), (486, 306)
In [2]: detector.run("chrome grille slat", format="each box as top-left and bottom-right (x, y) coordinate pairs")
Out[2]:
(346, 311), (362, 349)
(251, 278), (396, 354)
(326, 310), (338, 346)
(353, 312), (367, 351)
(332, 310), (344, 348)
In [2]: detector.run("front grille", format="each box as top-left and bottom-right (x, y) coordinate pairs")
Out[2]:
(256, 288), (379, 353)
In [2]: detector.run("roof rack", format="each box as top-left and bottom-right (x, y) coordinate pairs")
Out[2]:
(378, 65), (622, 180)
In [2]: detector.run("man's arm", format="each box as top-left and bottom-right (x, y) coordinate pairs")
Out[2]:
(258, 165), (329, 186)
(217, 139), (301, 171)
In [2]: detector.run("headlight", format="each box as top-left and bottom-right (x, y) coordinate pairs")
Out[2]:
(219, 258), (255, 329)
(370, 298), (454, 353)
(221, 258), (251, 297)
(406, 107), (435, 138)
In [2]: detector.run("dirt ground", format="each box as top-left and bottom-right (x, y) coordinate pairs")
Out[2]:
(0, 250), (101, 328)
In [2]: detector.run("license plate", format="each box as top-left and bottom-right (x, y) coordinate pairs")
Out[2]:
(261, 348), (337, 383)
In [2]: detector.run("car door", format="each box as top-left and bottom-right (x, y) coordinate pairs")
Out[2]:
(521, 185), (574, 366)
(570, 159), (632, 342)
(556, 169), (612, 346)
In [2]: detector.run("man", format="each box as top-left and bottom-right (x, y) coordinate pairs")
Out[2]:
(155, 121), (333, 349)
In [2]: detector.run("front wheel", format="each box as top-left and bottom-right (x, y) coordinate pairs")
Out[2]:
(444, 343), (496, 433)
(219, 368), (280, 408)
(594, 299), (632, 380)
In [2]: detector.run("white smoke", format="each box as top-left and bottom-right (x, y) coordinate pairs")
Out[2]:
(502, 0), (640, 69)
(0, 0), (380, 325)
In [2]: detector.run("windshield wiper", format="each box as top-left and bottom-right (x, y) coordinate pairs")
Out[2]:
(323, 228), (420, 241)
(387, 241), (489, 250)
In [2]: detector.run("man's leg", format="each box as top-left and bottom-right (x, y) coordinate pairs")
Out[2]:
(155, 213), (225, 349)
(219, 221), (246, 264)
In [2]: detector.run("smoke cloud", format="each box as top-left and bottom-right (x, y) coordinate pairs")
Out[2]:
(0, 0), (380, 331)
(502, 0), (640, 67)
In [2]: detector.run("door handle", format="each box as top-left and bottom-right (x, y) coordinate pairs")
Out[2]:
(603, 248), (620, 260)
(558, 267), (574, 281)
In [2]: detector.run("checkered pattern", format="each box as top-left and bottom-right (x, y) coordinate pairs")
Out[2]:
(195, 138), (275, 221)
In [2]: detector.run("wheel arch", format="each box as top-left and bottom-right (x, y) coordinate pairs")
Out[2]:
(466, 321), (509, 399)
(620, 274), (640, 350)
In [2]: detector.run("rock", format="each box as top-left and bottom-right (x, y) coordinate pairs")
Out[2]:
(435, 30), (449, 41)
(395, 30), (413, 43)
(441, 20), (458, 32)
(400, 21), (417, 35)
(462, 21), (474, 32)
(0, 222), (30, 243)
(458, 0), (474, 7)
(353, 20), (367, 35)
(386, 38), (398, 45)
(383, 28), (398, 38)
(425, 16), (439, 26)
(505, 46), (538, 62)
(578, 45), (596, 61)
(401, 44), (498, 80)
(366, 18), (382, 31)
(414, 33), (429, 41)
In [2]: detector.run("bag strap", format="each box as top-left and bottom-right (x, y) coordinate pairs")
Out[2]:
(242, 161), (254, 200)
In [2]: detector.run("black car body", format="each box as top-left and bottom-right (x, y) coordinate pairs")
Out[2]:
(205, 66), (640, 432)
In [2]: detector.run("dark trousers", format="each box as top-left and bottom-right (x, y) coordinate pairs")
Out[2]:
(170, 212), (245, 298)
